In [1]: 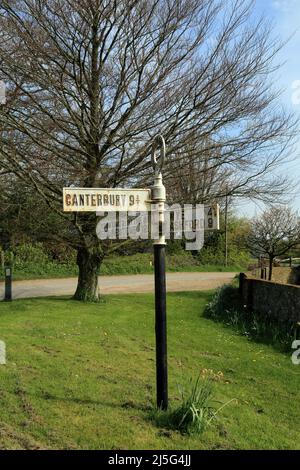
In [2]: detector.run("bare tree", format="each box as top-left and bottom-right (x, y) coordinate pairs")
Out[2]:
(165, 137), (295, 207)
(0, 0), (297, 300)
(247, 206), (300, 280)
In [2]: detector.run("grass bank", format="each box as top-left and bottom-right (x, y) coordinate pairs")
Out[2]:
(0, 291), (298, 449)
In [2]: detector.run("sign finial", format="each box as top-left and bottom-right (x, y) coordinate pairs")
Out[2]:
(151, 134), (165, 175)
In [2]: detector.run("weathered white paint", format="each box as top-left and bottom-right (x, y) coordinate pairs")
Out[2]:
(63, 187), (151, 212)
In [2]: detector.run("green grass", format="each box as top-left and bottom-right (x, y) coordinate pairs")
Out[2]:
(0, 291), (298, 450)
(1, 252), (245, 281)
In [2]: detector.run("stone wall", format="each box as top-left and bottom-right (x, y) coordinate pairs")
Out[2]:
(239, 273), (300, 323)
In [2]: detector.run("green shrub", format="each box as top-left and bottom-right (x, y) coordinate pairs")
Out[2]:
(205, 285), (296, 350)
(198, 245), (250, 268)
(13, 243), (50, 268)
(0, 246), (245, 281)
(205, 284), (243, 320)
(101, 253), (154, 275)
(0, 243), (78, 279)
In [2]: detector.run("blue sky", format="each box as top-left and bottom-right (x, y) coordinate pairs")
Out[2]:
(237, 0), (300, 217)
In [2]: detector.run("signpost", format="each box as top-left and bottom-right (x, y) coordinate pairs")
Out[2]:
(63, 135), (219, 411)
(4, 265), (12, 302)
(1, 251), (13, 302)
(151, 135), (168, 410)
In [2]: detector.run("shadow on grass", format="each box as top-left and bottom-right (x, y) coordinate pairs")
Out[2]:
(1, 295), (110, 304)
(35, 391), (152, 412)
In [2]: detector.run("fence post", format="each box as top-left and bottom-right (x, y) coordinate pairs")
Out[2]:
(247, 279), (254, 312)
(239, 272), (244, 306)
(239, 272), (245, 296)
(260, 268), (264, 279)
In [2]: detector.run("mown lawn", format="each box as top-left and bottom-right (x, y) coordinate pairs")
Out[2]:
(0, 292), (299, 450)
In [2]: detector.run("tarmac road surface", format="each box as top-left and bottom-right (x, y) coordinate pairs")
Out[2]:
(0, 272), (236, 300)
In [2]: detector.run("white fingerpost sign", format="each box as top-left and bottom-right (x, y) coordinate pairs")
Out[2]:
(63, 188), (151, 213)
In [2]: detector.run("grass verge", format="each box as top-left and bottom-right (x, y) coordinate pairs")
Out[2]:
(0, 291), (298, 449)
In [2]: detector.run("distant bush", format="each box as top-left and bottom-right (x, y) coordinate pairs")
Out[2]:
(101, 253), (153, 275)
(0, 244), (246, 281)
(198, 245), (250, 267)
(0, 243), (78, 279)
(205, 284), (296, 350)
(13, 243), (50, 268)
(100, 251), (199, 275)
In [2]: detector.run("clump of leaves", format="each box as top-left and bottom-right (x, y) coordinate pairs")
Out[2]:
(149, 375), (233, 436)
(169, 375), (215, 435)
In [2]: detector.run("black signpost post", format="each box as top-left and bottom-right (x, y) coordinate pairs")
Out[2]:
(151, 135), (168, 410)
(4, 264), (12, 302)
(154, 245), (168, 410)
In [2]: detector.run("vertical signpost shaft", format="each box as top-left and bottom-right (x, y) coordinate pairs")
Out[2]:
(151, 135), (168, 410)
(154, 244), (168, 409)
(4, 265), (12, 302)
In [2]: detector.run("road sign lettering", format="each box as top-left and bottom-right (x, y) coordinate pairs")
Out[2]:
(204, 204), (219, 230)
(63, 188), (151, 212)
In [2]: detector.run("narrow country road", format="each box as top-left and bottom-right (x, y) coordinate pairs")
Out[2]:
(0, 272), (236, 300)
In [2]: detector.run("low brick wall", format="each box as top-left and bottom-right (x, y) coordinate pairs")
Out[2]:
(239, 273), (300, 323)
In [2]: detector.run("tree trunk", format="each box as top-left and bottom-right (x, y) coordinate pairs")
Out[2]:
(73, 247), (102, 301)
(268, 255), (274, 281)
